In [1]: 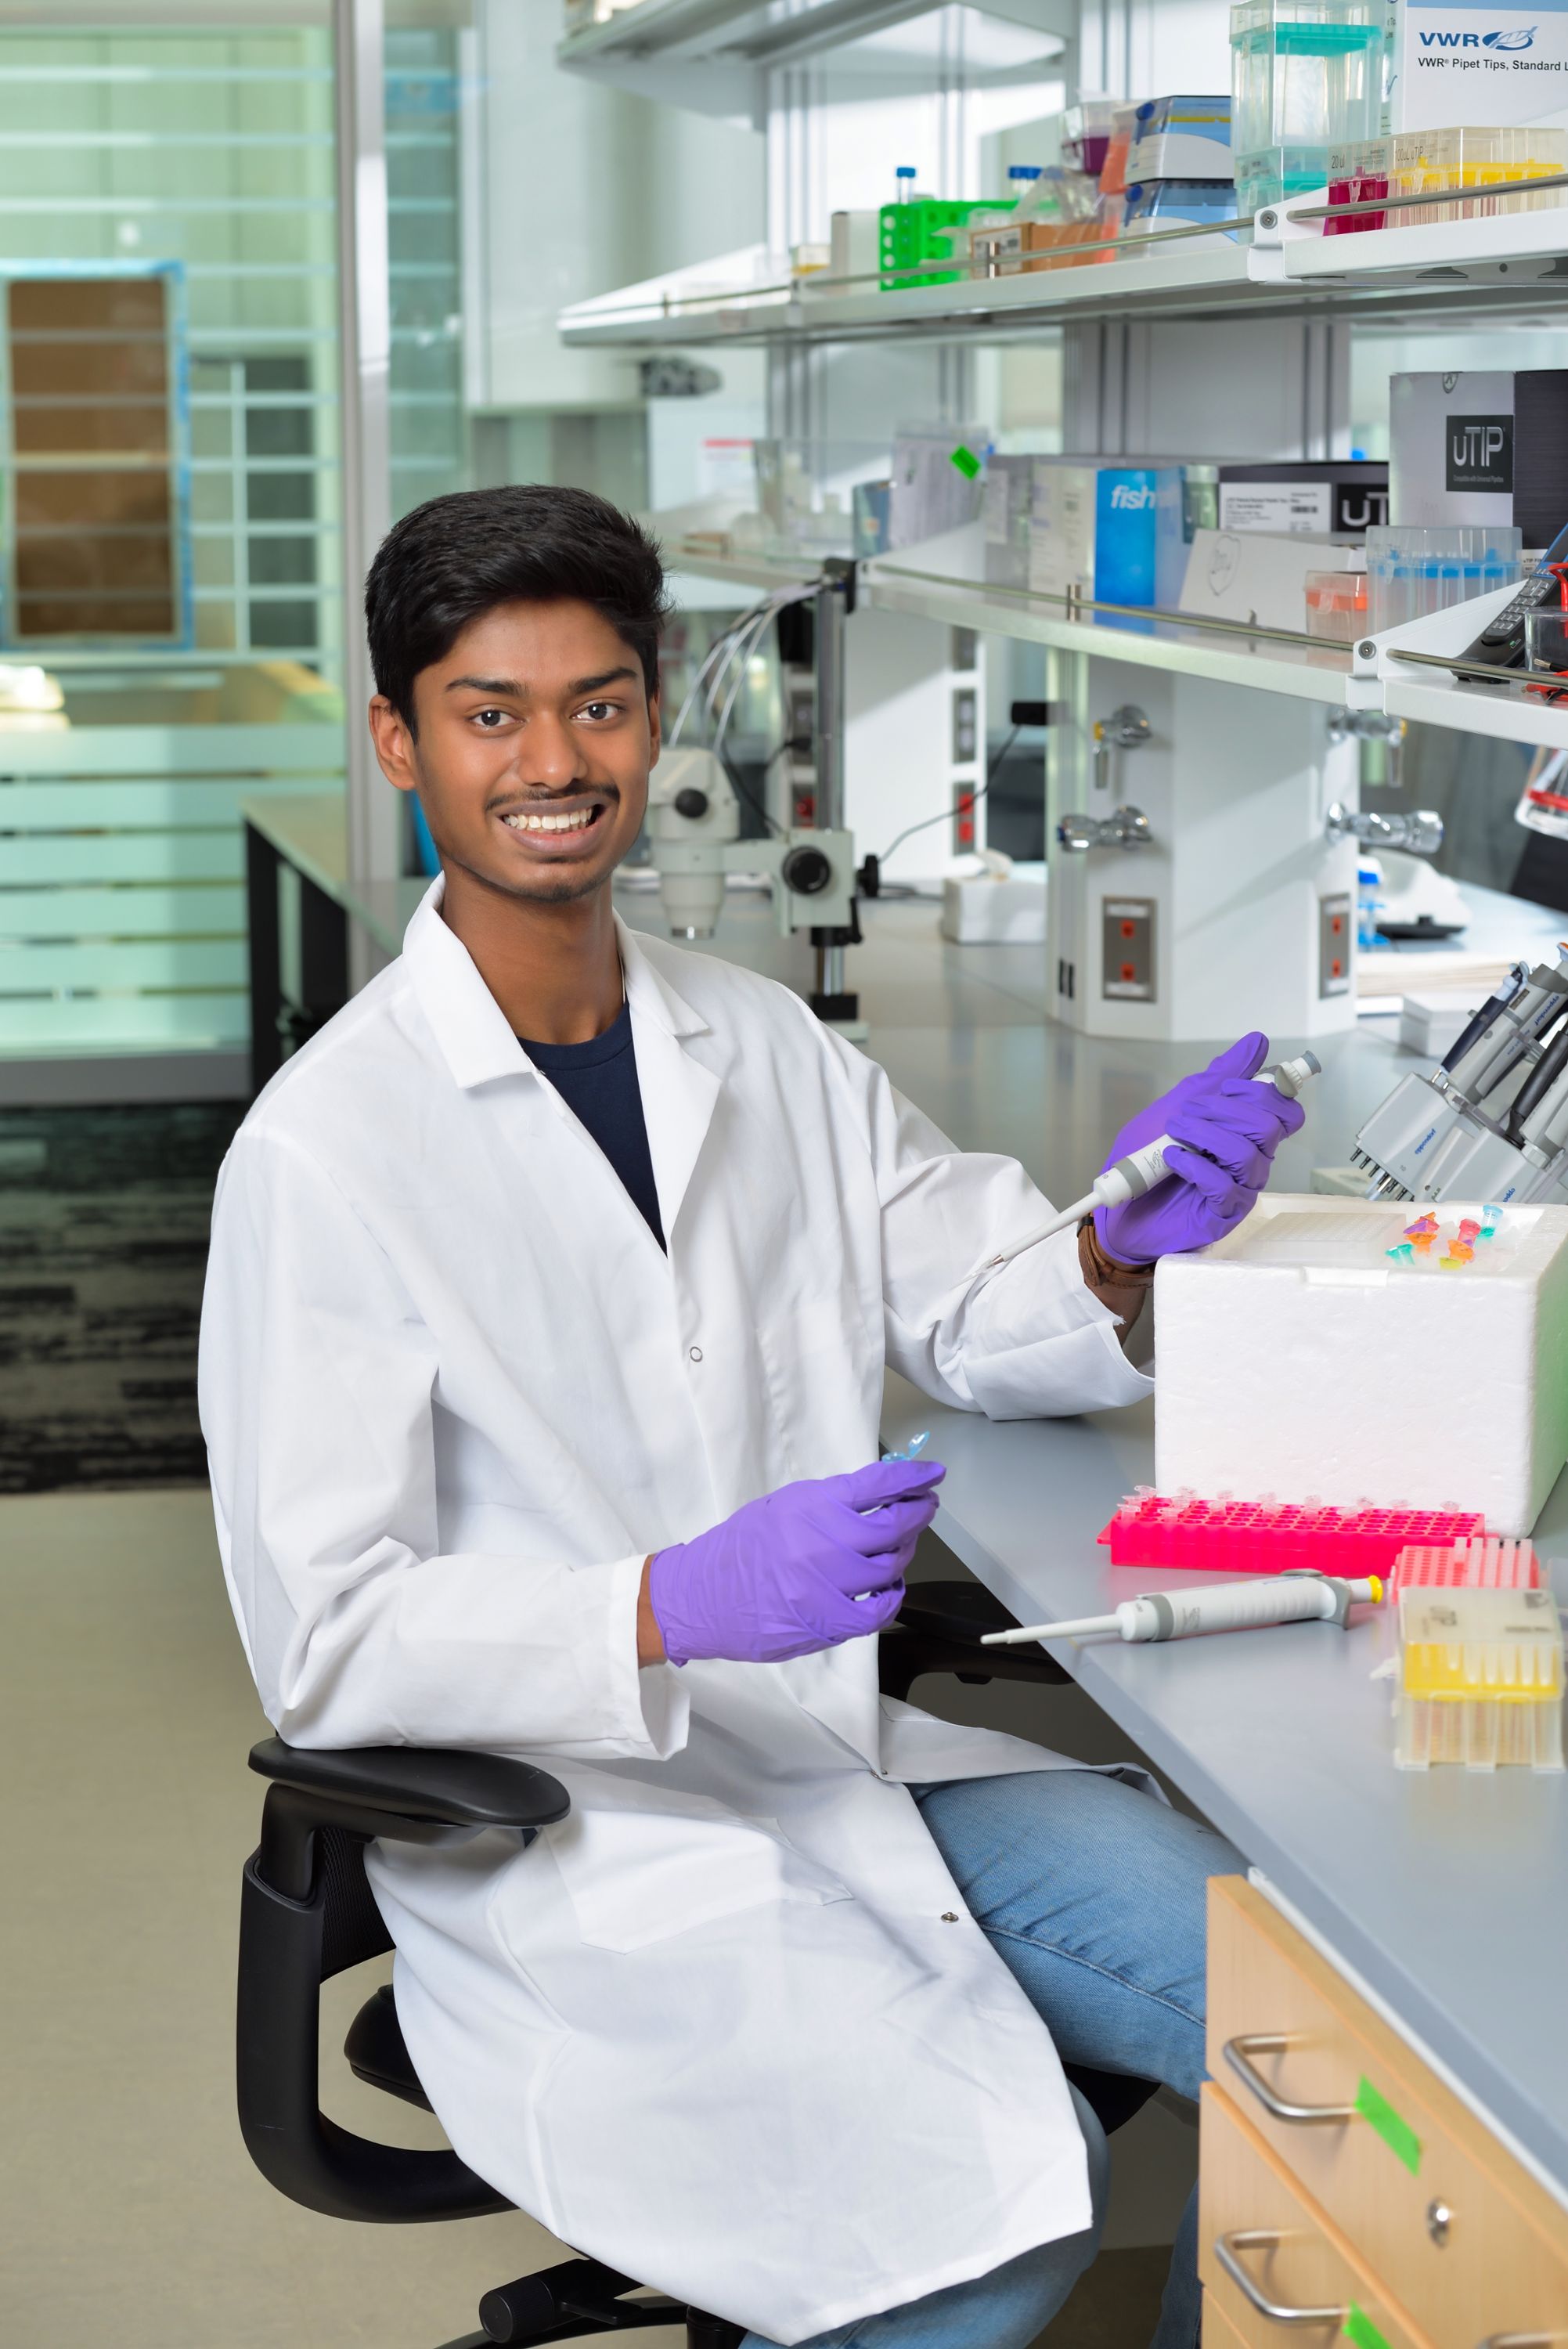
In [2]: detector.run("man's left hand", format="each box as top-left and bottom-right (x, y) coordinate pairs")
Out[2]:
(1094, 1031), (1304, 1268)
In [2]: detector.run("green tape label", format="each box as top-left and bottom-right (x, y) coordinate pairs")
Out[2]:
(1356, 2075), (1422, 2175)
(1345, 2303), (1392, 2349)
(949, 444), (982, 481)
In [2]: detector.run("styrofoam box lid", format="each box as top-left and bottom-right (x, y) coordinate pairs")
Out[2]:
(1166, 1194), (1568, 1285)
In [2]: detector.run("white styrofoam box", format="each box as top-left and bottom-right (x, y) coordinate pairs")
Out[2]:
(940, 874), (1047, 943)
(1399, 987), (1481, 1059)
(1154, 1194), (1568, 1535)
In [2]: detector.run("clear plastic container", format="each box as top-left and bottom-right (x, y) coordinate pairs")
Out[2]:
(1100, 105), (1140, 197)
(1230, 0), (1386, 214)
(1305, 566), (1368, 639)
(1062, 99), (1120, 179)
(1325, 135), (1389, 233)
(1100, 1488), (1484, 1576)
(1392, 125), (1567, 226)
(1364, 525), (1523, 635)
(1394, 1585), (1564, 1771)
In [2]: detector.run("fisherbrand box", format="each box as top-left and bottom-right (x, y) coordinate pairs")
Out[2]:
(1384, 0), (1568, 132)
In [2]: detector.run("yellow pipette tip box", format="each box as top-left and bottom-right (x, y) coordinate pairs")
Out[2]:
(1395, 1586), (1565, 1772)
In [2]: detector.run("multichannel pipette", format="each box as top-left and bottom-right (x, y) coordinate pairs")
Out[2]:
(980, 1568), (1382, 1649)
(971, 1051), (1322, 1279)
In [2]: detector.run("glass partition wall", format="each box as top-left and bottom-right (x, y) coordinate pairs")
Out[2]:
(0, 13), (345, 1092)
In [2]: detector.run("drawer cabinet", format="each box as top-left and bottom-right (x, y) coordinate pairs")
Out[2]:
(1206, 1877), (1568, 2349)
(1201, 2084), (1432, 2349)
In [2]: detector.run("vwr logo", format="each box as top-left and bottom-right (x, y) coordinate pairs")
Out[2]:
(1446, 413), (1513, 492)
(1419, 21), (1537, 43)
(1108, 482), (1155, 510)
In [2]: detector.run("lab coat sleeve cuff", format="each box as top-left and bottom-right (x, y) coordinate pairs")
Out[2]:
(604, 1551), (691, 1760)
(947, 1225), (1155, 1420)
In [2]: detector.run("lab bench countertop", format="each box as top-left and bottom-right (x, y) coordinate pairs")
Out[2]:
(879, 1368), (1568, 2209)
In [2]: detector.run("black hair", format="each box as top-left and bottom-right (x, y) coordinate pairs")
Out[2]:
(364, 483), (669, 732)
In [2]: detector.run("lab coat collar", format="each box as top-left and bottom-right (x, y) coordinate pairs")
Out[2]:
(400, 875), (710, 1092)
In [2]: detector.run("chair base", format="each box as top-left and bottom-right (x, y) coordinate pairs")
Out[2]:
(475, 2259), (744, 2348)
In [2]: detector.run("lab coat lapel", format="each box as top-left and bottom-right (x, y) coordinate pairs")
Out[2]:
(617, 918), (719, 1247)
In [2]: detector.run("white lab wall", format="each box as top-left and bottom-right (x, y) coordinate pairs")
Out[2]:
(1078, 0), (1233, 99)
(471, 0), (767, 413)
(845, 607), (986, 881)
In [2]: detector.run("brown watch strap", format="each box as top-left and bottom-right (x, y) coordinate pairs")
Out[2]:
(1078, 1215), (1157, 1292)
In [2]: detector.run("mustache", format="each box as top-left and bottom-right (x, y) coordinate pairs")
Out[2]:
(488, 784), (620, 814)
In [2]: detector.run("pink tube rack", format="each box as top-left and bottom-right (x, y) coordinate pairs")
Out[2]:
(1389, 1539), (1541, 1594)
(1098, 1489), (1485, 1577)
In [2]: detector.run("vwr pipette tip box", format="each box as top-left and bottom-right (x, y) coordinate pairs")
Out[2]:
(1154, 1195), (1568, 1536)
(1394, 1585), (1564, 1771)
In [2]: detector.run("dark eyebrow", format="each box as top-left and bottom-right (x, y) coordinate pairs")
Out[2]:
(442, 666), (639, 698)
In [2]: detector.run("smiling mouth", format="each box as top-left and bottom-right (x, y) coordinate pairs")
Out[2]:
(500, 803), (605, 837)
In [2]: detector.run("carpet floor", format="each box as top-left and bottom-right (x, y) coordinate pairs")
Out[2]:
(0, 1102), (241, 1492)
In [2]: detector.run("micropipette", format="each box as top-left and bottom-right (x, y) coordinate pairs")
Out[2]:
(971, 1050), (1323, 1280)
(980, 1568), (1382, 1649)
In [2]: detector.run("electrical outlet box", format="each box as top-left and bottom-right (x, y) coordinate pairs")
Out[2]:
(1102, 897), (1155, 1001)
(1319, 891), (1352, 997)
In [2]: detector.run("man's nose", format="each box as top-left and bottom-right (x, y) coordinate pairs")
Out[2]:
(521, 713), (581, 788)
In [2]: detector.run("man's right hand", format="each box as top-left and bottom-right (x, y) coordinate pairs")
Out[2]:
(643, 1458), (946, 1667)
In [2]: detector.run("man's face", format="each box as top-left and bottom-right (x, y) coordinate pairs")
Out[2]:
(370, 597), (658, 905)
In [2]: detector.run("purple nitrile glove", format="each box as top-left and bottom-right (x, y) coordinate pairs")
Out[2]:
(1094, 1031), (1305, 1268)
(647, 1456), (946, 1667)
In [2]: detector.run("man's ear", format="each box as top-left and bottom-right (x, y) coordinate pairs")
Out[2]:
(647, 686), (661, 770)
(368, 695), (420, 794)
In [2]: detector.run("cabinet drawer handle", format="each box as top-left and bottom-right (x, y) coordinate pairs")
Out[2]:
(1215, 2230), (1346, 2326)
(1224, 2033), (1358, 2125)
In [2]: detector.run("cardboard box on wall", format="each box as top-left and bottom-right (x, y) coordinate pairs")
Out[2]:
(1390, 369), (1568, 546)
(983, 454), (1034, 589)
(1027, 460), (1161, 607)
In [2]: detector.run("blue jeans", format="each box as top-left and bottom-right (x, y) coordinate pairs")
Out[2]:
(740, 1767), (1242, 2349)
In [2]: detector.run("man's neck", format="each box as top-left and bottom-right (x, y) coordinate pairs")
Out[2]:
(438, 863), (624, 1045)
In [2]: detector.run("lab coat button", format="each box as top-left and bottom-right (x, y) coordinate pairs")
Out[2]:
(689, 1345), (704, 1362)
(941, 1911), (960, 1923)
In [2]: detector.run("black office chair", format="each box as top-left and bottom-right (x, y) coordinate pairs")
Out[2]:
(237, 1583), (1156, 2349)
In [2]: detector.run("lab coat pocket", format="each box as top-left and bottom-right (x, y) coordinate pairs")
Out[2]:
(544, 1782), (852, 1954)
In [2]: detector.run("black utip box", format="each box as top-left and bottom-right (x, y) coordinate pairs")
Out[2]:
(1390, 370), (1568, 549)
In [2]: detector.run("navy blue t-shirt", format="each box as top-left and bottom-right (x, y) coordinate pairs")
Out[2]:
(519, 1001), (665, 1251)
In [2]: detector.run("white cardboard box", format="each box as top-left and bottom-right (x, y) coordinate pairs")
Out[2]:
(1399, 986), (1481, 1058)
(940, 873), (1047, 943)
(1177, 528), (1363, 633)
(1154, 1194), (1568, 1534)
(1383, 0), (1568, 132)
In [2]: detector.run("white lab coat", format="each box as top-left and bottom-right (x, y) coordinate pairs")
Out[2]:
(200, 882), (1154, 2344)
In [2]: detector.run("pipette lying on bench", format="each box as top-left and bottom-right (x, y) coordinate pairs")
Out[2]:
(971, 1050), (1323, 1279)
(980, 1569), (1383, 1650)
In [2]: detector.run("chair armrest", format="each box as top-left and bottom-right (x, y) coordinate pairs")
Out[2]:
(249, 1737), (570, 1834)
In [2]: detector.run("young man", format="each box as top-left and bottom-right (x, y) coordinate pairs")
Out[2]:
(200, 485), (1301, 2349)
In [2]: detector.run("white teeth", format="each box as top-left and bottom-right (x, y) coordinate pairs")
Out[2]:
(503, 807), (596, 835)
